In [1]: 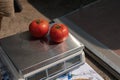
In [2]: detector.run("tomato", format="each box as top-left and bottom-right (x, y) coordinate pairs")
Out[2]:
(29, 19), (49, 38)
(50, 23), (69, 43)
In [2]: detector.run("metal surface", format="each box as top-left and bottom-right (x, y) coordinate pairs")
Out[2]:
(56, 7), (120, 78)
(27, 51), (85, 80)
(0, 31), (84, 79)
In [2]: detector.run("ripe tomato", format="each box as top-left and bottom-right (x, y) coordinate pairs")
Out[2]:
(29, 19), (49, 38)
(50, 23), (69, 43)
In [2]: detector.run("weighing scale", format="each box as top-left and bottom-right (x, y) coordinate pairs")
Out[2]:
(0, 30), (85, 80)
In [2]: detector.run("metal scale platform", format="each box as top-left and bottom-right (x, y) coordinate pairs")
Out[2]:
(0, 30), (85, 80)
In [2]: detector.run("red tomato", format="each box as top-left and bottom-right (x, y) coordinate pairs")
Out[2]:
(50, 23), (69, 43)
(29, 19), (49, 38)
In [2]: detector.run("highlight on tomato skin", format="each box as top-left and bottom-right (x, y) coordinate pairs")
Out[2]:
(29, 18), (49, 38)
(50, 23), (69, 43)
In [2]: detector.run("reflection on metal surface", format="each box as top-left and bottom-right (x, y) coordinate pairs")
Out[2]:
(0, 30), (85, 80)
(48, 63), (64, 77)
(26, 51), (85, 80)
(27, 70), (46, 80)
(66, 55), (81, 69)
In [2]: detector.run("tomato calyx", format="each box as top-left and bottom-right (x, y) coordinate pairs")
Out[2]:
(55, 25), (61, 29)
(36, 19), (40, 24)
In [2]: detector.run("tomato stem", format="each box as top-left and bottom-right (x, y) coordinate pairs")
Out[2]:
(55, 25), (61, 29)
(36, 19), (40, 24)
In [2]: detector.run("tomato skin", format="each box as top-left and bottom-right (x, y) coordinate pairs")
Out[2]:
(29, 19), (49, 38)
(50, 24), (69, 43)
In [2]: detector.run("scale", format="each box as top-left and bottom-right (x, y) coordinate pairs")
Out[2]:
(0, 27), (85, 80)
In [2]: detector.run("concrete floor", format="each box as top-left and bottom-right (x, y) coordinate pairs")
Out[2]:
(0, 0), (117, 80)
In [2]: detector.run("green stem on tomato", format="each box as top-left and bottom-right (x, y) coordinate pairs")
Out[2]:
(55, 25), (61, 29)
(36, 19), (40, 24)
